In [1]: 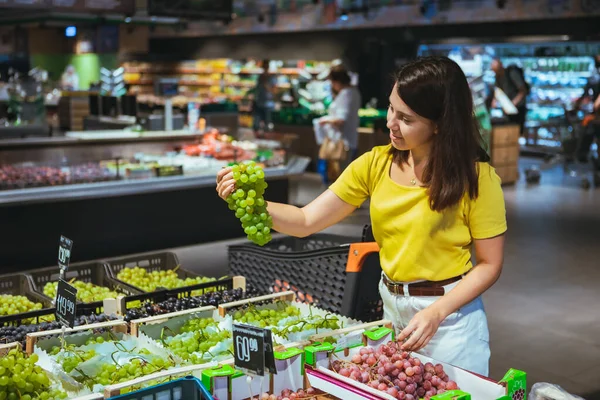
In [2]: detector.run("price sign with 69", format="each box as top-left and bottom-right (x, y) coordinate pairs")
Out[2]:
(232, 323), (275, 376)
(236, 335), (259, 362)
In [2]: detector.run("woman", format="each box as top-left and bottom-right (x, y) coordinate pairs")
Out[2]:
(217, 56), (506, 376)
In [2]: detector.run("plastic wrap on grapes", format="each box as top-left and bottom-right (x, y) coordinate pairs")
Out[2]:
(529, 383), (585, 400)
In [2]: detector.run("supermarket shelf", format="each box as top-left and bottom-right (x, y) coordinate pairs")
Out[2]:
(0, 129), (207, 149)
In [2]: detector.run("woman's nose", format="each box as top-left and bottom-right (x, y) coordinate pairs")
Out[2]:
(386, 117), (397, 130)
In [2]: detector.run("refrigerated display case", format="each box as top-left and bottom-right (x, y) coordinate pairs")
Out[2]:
(0, 129), (309, 271)
(418, 41), (600, 152)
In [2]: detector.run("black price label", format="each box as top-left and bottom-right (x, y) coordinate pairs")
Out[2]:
(232, 323), (276, 376)
(58, 236), (73, 270)
(55, 279), (77, 328)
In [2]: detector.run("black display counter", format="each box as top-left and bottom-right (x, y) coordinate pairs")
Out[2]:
(0, 131), (309, 271)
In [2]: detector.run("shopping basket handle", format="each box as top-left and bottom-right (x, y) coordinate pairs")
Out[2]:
(346, 242), (380, 273)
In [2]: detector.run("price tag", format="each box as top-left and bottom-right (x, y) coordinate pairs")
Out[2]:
(55, 279), (77, 328)
(58, 236), (73, 271)
(232, 323), (276, 376)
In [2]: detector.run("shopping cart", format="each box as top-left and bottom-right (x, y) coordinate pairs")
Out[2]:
(525, 107), (600, 189)
(562, 108), (600, 188)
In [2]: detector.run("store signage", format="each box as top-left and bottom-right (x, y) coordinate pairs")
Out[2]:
(58, 235), (73, 271)
(0, 0), (134, 13)
(55, 279), (77, 328)
(232, 323), (276, 376)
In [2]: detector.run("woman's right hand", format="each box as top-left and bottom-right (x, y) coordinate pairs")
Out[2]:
(216, 167), (236, 200)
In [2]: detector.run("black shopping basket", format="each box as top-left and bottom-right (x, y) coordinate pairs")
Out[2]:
(228, 225), (382, 322)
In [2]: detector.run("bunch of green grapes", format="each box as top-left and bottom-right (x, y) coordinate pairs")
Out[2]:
(271, 314), (341, 339)
(43, 281), (119, 303)
(162, 317), (231, 363)
(50, 347), (97, 373)
(117, 267), (215, 292)
(232, 304), (301, 328)
(179, 317), (218, 334)
(0, 348), (68, 400)
(226, 161), (273, 246)
(0, 294), (44, 316)
(95, 356), (173, 386)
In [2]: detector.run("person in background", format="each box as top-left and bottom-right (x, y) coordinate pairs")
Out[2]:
(574, 54), (600, 162)
(320, 65), (362, 162)
(491, 59), (529, 136)
(61, 65), (79, 91)
(316, 65), (361, 183)
(252, 71), (276, 133)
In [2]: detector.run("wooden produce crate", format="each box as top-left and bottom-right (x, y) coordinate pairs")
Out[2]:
(25, 319), (128, 354)
(490, 124), (520, 185)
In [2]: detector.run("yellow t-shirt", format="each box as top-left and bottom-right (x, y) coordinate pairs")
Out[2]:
(330, 145), (507, 282)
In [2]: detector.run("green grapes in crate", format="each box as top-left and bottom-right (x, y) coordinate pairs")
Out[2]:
(43, 281), (119, 303)
(162, 317), (232, 364)
(232, 303), (301, 328)
(0, 348), (67, 400)
(226, 161), (273, 246)
(0, 294), (44, 317)
(116, 267), (215, 293)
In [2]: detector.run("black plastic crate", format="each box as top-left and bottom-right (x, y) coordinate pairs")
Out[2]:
(27, 260), (140, 315)
(0, 273), (56, 326)
(108, 376), (214, 400)
(104, 251), (229, 296)
(228, 227), (383, 322)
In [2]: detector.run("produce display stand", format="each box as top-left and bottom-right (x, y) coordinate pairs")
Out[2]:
(303, 325), (527, 400)
(25, 319), (128, 354)
(228, 226), (382, 322)
(0, 272), (55, 326)
(27, 260), (141, 315)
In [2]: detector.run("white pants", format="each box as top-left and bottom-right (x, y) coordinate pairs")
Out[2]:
(379, 277), (491, 376)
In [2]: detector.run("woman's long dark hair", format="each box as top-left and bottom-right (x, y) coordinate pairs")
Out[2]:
(391, 56), (489, 212)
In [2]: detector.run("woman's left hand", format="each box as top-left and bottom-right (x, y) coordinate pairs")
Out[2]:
(396, 306), (445, 352)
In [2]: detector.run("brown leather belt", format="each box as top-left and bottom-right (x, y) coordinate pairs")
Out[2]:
(382, 274), (463, 296)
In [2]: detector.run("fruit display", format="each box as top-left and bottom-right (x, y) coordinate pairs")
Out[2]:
(330, 341), (459, 400)
(0, 294), (44, 317)
(0, 163), (115, 191)
(183, 129), (255, 161)
(42, 281), (120, 303)
(123, 285), (262, 322)
(116, 266), (216, 293)
(226, 160), (273, 246)
(0, 313), (117, 348)
(0, 347), (67, 400)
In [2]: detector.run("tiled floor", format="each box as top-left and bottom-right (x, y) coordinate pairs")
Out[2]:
(174, 159), (600, 399)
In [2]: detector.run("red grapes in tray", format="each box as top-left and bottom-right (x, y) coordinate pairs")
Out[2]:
(331, 341), (459, 400)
